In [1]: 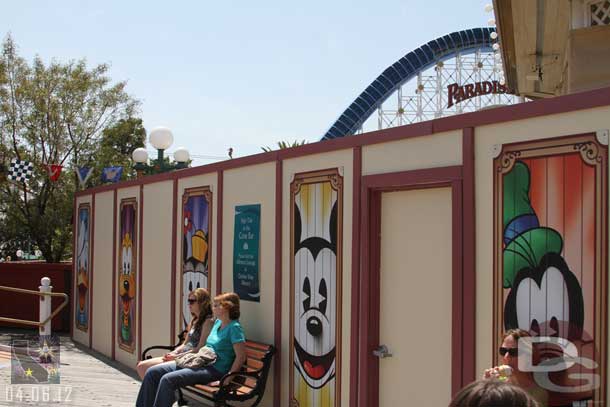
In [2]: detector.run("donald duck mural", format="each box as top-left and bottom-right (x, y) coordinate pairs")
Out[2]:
(75, 204), (90, 332)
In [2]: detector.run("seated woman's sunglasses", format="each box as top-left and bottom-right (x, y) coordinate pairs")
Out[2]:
(187, 299), (197, 304)
(498, 347), (518, 357)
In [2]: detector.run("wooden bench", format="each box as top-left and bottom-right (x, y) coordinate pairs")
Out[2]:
(142, 333), (275, 407)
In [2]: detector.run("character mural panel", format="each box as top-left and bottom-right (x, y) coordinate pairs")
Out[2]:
(75, 203), (91, 332)
(494, 134), (608, 405)
(181, 187), (212, 328)
(118, 199), (137, 353)
(290, 169), (343, 407)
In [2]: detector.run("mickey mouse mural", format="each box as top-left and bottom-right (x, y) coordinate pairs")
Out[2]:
(495, 134), (608, 405)
(290, 169), (343, 407)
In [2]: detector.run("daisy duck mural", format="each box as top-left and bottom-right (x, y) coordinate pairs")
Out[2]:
(181, 187), (212, 328)
(75, 203), (91, 332)
(118, 199), (137, 353)
(494, 134), (608, 405)
(290, 169), (343, 407)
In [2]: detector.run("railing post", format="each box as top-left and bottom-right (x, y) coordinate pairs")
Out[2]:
(39, 277), (52, 338)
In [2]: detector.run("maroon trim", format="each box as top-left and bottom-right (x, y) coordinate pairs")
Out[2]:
(89, 192), (96, 349)
(112, 190), (117, 360)
(75, 87), (610, 200)
(273, 160), (283, 407)
(451, 180), (463, 395)
(362, 166), (462, 189)
(359, 166), (463, 407)
(138, 185), (144, 360)
(461, 128), (476, 387)
(216, 171), (223, 295)
(349, 146), (362, 407)
(170, 179), (177, 343)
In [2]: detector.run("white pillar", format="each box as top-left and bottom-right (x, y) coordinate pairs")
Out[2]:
(39, 277), (52, 338)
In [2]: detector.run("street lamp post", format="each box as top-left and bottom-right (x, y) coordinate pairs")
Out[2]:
(131, 127), (190, 178)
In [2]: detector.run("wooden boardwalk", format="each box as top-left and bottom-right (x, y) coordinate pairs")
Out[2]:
(0, 329), (141, 406)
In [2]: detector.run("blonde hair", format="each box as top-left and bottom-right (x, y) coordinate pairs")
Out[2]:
(191, 288), (212, 329)
(214, 292), (240, 320)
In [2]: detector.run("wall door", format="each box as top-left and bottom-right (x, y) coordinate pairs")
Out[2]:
(377, 187), (453, 406)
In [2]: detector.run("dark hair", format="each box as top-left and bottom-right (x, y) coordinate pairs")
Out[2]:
(449, 380), (540, 407)
(214, 292), (240, 320)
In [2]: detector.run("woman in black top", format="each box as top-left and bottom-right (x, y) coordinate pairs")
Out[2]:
(136, 287), (213, 379)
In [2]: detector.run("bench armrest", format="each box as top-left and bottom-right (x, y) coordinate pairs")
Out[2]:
(141, 345), (176, 360)
(141, 330), (188, 360)
(215, 369), (262, 399)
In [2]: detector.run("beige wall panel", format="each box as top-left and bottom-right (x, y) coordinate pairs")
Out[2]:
(362, 130), (462, 175)
(73, 195), (93, 347)
(222, 162), (276, 407)
(175, 173), (217, 338)
(91, 191), (114, 357)
(474, 106), (610, 378)
(282, 149), (353, 406)
(142, 181), (173, 354)
(115, 186), (140, 368)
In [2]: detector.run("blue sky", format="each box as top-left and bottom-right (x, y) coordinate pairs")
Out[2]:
(5, 1), (491, 164)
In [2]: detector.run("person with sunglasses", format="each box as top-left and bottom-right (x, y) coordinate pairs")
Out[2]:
(136, 287), (214, 379)
(483, 329), (549, 406)
(136, 292), (246, 407)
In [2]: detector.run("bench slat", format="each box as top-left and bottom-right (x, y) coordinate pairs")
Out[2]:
(245, 348), (267, 361)
(244, 340), (272, 352)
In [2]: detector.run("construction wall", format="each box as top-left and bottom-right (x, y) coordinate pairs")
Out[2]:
(73, 88), (610, 407)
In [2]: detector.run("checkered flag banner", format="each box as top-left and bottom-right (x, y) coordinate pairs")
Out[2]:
(8, 159), (34, 183)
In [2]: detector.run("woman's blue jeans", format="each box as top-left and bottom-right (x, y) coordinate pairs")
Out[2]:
(136, 361), (223, 407)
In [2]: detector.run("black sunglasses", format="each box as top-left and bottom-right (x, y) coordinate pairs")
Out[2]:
(499, 347), (518, 357)
(187, 299), (197, 304)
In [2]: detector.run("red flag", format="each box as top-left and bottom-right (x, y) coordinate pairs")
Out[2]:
(46, 164), (63, 182)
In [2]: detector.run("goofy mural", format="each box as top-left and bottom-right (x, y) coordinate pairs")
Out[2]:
(290, 169), (343, 407)
(494, 134), (608, 405)
(118, 199), (137, 353)
(75, 204), (91, 332)
(181, 187), (211, 328)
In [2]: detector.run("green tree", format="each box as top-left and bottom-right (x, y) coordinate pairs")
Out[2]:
(0, 34), (139, 262)
(85, 117), (146, 186)
(261, 139), (307, 152)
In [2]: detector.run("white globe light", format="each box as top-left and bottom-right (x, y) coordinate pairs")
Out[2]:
(173, 147), (190, 163)
(490, 32), (498, 40)
(484, 4), (493, 12)
(132, 147), (149, 163)
(488, 18), (496, 26)
(499, 77), (506, 85)
(149, 127), (174, 150)
(16, 250), (23, 258)
(492, 43), (500, 50)
(35, 249), (42, 257)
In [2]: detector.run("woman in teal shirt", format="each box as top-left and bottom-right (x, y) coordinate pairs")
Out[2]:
(136, 292), (246, 407)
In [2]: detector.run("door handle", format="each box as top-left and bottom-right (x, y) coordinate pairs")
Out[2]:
(372, 344), (392, 358)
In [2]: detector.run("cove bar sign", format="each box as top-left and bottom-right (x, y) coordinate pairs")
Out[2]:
(447, 80), (512, 108)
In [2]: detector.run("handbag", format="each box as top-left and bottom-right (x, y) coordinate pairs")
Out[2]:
(175, 346), (217, 369)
